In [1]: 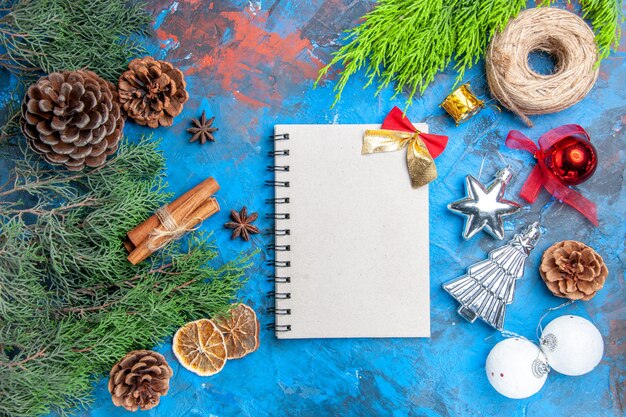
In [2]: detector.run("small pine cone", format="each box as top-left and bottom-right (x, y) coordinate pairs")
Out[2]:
(539, 240), (608, 301)
(118, 56), (189, 128)
(108, 350), (173, 412)
(21, 70), (124, 171)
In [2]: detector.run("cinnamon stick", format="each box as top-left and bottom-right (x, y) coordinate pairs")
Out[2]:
(126, 177), (219, 247)
(123, 240), (135, 253)
(127, 197), (221, 265)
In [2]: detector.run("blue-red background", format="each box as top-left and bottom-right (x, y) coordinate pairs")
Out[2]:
(37, 1), (626, 416)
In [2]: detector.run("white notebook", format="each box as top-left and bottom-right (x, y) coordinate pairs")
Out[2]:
(269, 124), (430, 339)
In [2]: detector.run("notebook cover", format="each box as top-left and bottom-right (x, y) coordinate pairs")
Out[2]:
(271, 124), (430, 339)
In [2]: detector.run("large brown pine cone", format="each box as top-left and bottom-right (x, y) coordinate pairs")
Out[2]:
(108, 350), (173, 412)
(539, 240), (608, 301)
(118, 56), (189, 128)
(21, 70), (124, 171)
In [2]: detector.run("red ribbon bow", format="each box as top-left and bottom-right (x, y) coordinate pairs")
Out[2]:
(505, 125), (598, 226)
(382, 107), (448, 158)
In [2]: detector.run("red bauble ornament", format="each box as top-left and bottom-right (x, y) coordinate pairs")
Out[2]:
(505, 124), (599, 226)
(544, 136), (597, 185)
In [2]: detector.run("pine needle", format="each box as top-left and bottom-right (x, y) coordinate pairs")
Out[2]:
(543, 0), (623, 61)
(316, 0), (622, 107)
(0, 0), (151, 82)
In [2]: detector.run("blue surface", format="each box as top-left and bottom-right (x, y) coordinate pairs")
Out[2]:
(25, 1), (625, 416)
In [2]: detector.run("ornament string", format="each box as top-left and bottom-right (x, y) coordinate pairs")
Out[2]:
(499, 329), (550, 378)
(477, 152), (510, 182)
(536, 300), (575, 341)
(500, 329), (528, 340)
(495, 151), (508, 170)
(499, 300), (575, 344)
(505, 125), (598, 226)
(499, 301), (575, 378)
(147, 206), (202, 251)
(477, 154), (487, 181)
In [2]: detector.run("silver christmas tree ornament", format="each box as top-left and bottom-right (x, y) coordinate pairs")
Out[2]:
(448, 167), (521, 240)
(443, 222), (542, 330)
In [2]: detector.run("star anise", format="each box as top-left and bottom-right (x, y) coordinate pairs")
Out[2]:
(187, 110), (218, 144)
(224, 207), (259, 241)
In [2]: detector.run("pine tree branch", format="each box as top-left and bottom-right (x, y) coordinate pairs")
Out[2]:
(73, 263), (179, 295)
(2, 198), (100, 217)
(57, 302), (118, 315)
(0, 0), (152, 82)
(0, 138), (254, 417)
(316, 0), (622, 106)
(169, 278), (200, 294)
(0, 349), (46, 370)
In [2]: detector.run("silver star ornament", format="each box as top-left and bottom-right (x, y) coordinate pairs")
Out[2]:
(448, 167), (521, 240)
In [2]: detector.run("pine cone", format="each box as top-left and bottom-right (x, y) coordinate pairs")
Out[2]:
(21, 70), (124, 171)
(118, 56), (189, 128)
(108, 350), (173, 412)
(540, 240), (608, 301)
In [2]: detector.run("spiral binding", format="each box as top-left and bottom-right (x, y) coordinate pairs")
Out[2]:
(266, 132), (292, 333)
(264, 229), (290, 236)
(265, 197), (290, 204)
(267, 165), (290, 172)
(267, 244), (290, 251)
(267, 324), (292, 332)
(265, 213), (290, 220)
(266, 275), (291, 283)
(264, 180), (290, 187)
(267, 307), (291, 315)
(271, 133), (290, 140)
(267, 291), (291, 299)
(266, 260), (290, 267)
(268, 150), (289, 157)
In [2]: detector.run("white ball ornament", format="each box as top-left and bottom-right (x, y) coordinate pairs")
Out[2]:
(485, 338), (548, 399)
(540, 315), (603, 376)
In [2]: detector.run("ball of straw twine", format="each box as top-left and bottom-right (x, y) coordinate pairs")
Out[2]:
(486, 8), (598, 127)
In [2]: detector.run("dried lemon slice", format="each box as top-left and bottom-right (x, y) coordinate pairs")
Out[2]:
(172, 319), (227, 376)
(214, 304), (260, 359)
